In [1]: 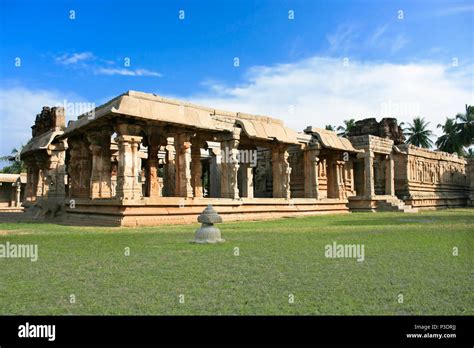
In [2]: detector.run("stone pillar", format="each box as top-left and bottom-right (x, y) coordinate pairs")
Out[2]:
(15, 179), (21, 207)
(68, 135), (92, 198)
(164, 137), (176, 197)
(174, 133), (193, 198)
(115, 135), (143, 200)
(385, 153), (395, 196)
(146, 131), (162, 198)
(209, 147), (222, 198)
(364, 150), (375, 198)
(272, 144), (291, 199)
(191, 138), (203, 198)
(220, 129), (241, 199)
(334, 160), (346, 199)
(45, 142), (67, 200)
(24, 160), (38, 203)
(87, 131), (112, 199)
(304, 148), (320, 199)
(240, 163), (254, 198)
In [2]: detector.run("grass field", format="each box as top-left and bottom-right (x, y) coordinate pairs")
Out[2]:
(0, 209), (472, 315)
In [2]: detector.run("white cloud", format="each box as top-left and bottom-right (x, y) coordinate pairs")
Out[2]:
(0, 86), (90, 161)
(183, 56), (473, 139)
(55, 52), (95, 65)
(95, 68), (162, 77)
(433, 4), (474, 16)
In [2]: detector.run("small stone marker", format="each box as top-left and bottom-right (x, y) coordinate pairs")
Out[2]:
(192, 205), (224, 244)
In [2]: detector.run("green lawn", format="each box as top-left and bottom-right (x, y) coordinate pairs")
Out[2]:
(0, 209), (472, 315)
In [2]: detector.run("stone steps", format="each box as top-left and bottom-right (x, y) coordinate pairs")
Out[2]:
(377, 199), (418, 213)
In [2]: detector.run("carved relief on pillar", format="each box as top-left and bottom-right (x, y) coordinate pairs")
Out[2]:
(164, 137), (176, 197)
(114, 134), (143, 200)
(220, 136), (240, 199)
(174, 133), (193, 198)
(67, 135), (92, 198)
(144, 128), (164, 198)
(87, 129), (112, 199)
(191, 137), (205, 198)
(45, 141), (67, 200)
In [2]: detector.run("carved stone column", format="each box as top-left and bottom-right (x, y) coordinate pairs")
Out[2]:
(174, 133), (193, 198)
(191, 137), (203, 198)
(145, 129), (162, 198)
(220, 129), (241, 199)
(272, 144), (291, 199)
(164, 137), (176, 197)
(364, 150), (375, 198)
(115, 134), (143, 200)
(334, 159), (346, 199)
(304, 148), (320, 199)
(45, 142), (67, 200)
(385, 153), (395, 196)
(68, 135), (92, 198)
(87, 130), (112, 199)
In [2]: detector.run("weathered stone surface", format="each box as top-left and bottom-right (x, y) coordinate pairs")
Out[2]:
(348, 118), (405, 145)
(192, 205), (224, 244)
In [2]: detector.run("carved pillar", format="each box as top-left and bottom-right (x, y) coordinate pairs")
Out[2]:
(220, 129), (241, 199)
(164, 137), (176, 197)
(272, 144), (291, 199)
(334, 160), (346, 199)
(174, 133), (193, 198)
(304, 148), (320, 199)
(364, 150), (375, 198)
(115, 135), (143, 200)
(24, 160), (38, 203)
(67, 135), (92, 198)
(87, 130), (112, 199)
(191, 138), (203, 198)
(45, 142), (67, 200)
(385, 153), (395, 196)
(146, 129), (162, 198)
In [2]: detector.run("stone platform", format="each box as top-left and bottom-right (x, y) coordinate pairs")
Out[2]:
(61, 197), (350, 226)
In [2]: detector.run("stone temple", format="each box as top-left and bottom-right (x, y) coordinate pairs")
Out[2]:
(18, 91), (474, 226)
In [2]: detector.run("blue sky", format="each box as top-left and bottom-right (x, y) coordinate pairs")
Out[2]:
(0, 0), (473, 165)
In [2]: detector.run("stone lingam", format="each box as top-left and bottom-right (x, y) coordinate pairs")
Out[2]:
(192, 204), (225, 244)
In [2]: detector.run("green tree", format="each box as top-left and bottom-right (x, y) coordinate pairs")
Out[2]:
(404, 117), (434, 148)
(0, 146), (25, 174)
(337, 119), (356, 137)
(455, 104), (473, 147)
(436, 118), (465, 155)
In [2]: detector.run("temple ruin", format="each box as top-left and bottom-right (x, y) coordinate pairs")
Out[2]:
(19, 91), (472, 226)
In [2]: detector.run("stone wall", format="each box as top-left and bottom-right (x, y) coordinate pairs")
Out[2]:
(393, 144), (468, 208)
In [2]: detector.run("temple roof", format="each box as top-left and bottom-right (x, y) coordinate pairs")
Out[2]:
(304, 127), (362, 153)
(64, 90), (300, 144)
(21, 129), (64, 158)
(0, 173), (27, 184)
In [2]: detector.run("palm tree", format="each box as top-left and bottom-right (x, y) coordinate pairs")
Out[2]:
(325, 125), (336, 131)
(404, 117), (434, 148)
(455, 104), (473, 147)
(436, 118), (464, 155)
(0, 146), (25, 174)
(337, 119), (356, 137)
